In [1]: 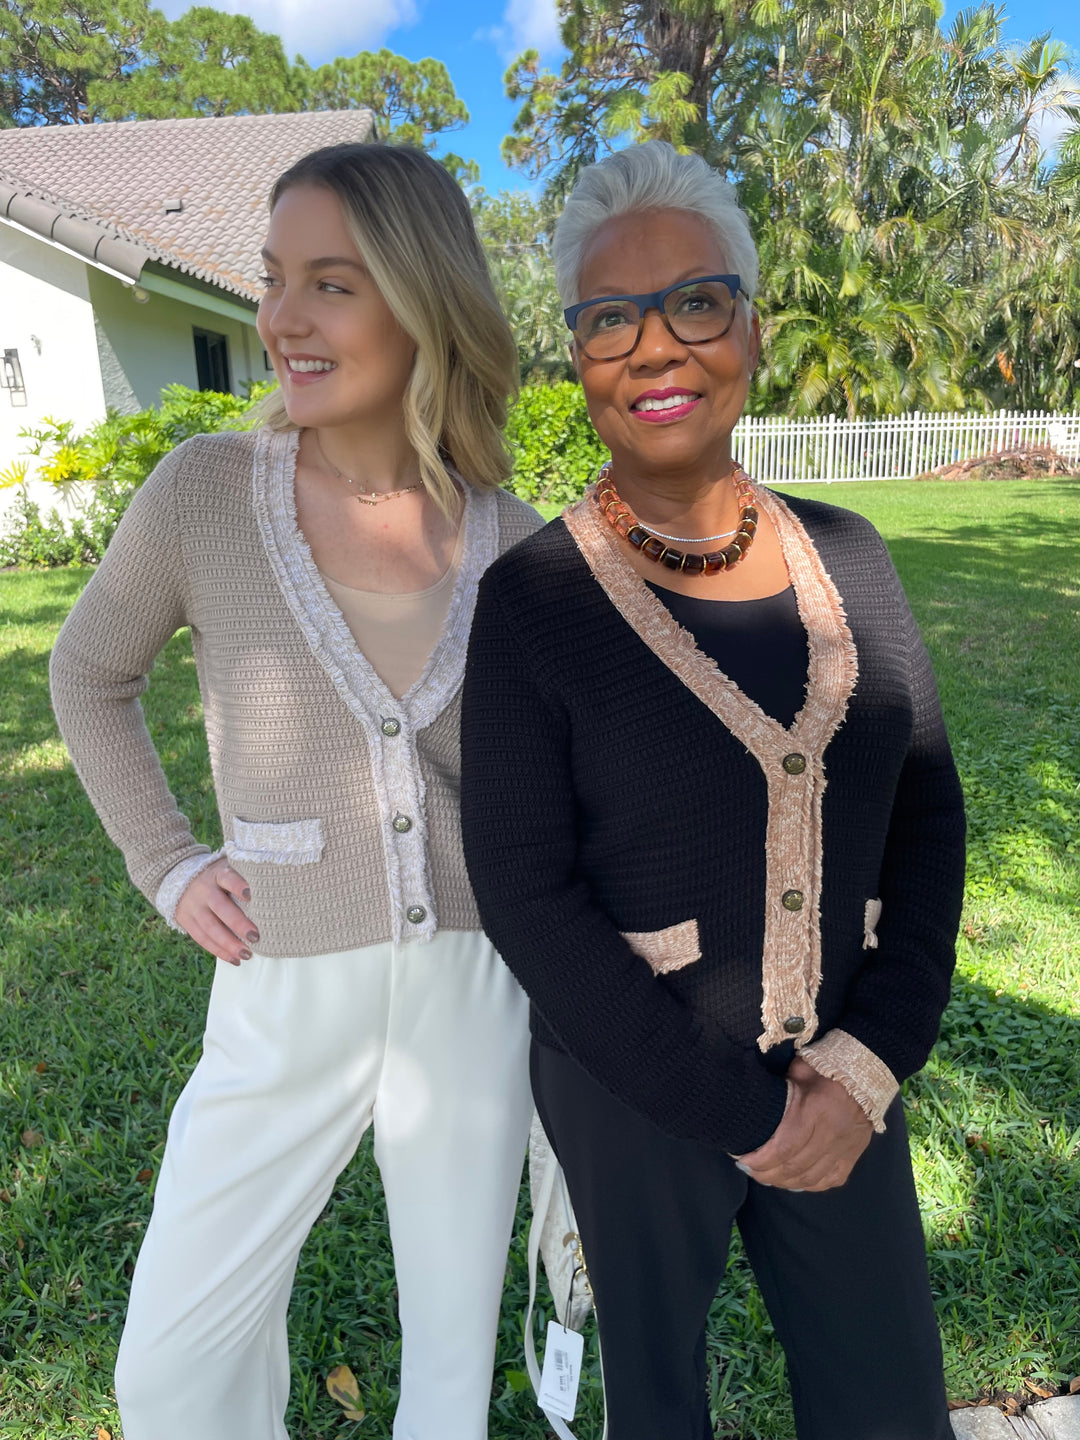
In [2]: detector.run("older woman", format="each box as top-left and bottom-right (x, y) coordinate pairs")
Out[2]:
(460, 141), (965, 1440)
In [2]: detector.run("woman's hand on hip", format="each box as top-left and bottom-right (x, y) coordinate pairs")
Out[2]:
(734, 1057), (872, 1192)
(173, 858), (259, 965)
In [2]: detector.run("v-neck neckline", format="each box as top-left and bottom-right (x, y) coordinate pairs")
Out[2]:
(562, 483), (861, 1052)
(252, 428), (499, 733)
(562, 483), (857, 753)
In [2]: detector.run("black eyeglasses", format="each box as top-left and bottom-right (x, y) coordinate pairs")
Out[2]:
(563, 274), (747, 361)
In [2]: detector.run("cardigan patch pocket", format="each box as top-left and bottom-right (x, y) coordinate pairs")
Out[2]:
(226, 817), (324, 866)
(622, 919), (701, 976)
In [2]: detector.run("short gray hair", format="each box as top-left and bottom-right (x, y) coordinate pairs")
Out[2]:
(552, 141), (759, 308)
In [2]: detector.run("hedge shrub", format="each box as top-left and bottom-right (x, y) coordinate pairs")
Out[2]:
(506, 380), (608, 505)
(1, 380), (604, 567)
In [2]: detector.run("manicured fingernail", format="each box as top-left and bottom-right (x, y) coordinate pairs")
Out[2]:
(734, 1161), (753, 1176)
(239, 949), (252, 961)
(246, 931), (258, 944)
(243, 889), (251, 901)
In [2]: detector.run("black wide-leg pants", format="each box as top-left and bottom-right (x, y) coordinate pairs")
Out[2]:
(532, 1041), (953, 1440)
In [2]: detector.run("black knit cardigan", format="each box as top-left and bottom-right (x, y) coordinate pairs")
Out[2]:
(460, 489), (966, 1155)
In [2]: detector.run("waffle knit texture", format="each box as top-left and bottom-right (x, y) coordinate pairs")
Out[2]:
(49, 428), (543, 957)
(460, 491), (966, 1156)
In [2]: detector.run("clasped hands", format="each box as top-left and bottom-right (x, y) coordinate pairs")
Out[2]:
(734, 1056), (873, 1193)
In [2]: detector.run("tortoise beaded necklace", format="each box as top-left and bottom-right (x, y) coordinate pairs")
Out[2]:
(593, 462), (759, 575)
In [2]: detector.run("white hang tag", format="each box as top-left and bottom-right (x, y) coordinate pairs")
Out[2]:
(537, 1320), (585, 1422)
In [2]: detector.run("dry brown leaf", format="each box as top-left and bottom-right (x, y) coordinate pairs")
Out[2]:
(1070, 1376), (1080, 1396)
(21, 1130), (43, 1147)
(947, 1400), (973, 1411)
(97, 1428), (112, 1439)
(326, 1364), (365, 1422)
(0, 1190), (10, 1204)
(1023, 1380), (1055, 1399)
(1003, 1396), (1022, 1416)
(136, 1169), (153, 1183)
(34, 1062), (47, 1074)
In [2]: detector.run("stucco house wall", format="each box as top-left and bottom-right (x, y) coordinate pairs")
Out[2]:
(0, 229), (264, 522)
(0, 225), (106, 518)
(87, 267), (263, 414)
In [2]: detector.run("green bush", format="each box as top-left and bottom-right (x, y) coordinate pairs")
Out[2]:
(0, 379), (602, 567)
(506, 380), (607, 506)
(0, 384), (270, 567)
(0, 477), (137, 568)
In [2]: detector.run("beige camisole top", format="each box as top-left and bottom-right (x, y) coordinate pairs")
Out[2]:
(320, 529), (464, 699)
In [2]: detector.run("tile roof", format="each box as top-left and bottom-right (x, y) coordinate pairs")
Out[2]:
(0, 109), (375, 300)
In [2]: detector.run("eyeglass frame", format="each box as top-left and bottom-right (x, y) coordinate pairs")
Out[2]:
(563, 274), (748, 361)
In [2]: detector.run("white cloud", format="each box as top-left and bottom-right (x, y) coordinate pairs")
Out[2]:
(155, 0), (418, 64)
(1033, 107), (1078, 158)
(479, 0), (561, 61)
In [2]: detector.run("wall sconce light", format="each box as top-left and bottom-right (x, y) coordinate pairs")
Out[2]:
(2, 348), (27, 407)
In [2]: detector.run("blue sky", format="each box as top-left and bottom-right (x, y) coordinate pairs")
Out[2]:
(158, 0), (1080, 192)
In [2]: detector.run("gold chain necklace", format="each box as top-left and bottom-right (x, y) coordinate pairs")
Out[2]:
(314, 431), (424, 507)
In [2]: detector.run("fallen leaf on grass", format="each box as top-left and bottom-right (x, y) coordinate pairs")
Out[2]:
(34, 1062), (47, 1074)
(0, 1190), (10, 1203)
(1003, 1396), (1022, 1416)
(504, 1370), (530, 1393)
(1023, 1380), (1055, 1399)
(21, 1129), (43, 1147)
(1070, 1377), (1080, 1395)
(947, 1401), (973, 1411)
(97, 1428), (112, 1439)
(136, 1169), (153, 1183)
(326, 1365), (365, 1422)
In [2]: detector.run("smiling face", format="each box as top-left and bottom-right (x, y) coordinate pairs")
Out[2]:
(255, 183), (417, 433)
(572, 208), (760, 487)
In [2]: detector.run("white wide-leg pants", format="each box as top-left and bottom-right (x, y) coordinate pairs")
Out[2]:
(114, 930), (532, 1440)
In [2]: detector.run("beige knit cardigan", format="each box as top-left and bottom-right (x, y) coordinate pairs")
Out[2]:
(49, 427), (544, 957)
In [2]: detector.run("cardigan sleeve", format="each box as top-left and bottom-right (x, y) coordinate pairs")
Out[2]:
(802, 538), (965, 1122)
(49, 445), (213, 908)
(461, 563), (790, 1155)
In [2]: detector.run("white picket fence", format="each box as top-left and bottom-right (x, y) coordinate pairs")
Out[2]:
(731, 409), (1080, 484)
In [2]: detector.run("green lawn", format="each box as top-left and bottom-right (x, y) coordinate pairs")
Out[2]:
(2, 478), (1079, 1439)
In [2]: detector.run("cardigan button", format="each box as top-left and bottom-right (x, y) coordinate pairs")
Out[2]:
(783, 1015), (807, 1035)
(381, 717), (401, 737)
(782, 752), (807, 774)
(406, 905), (426, 924)
(782, 889), (805, 912)
(392, 814), (412, 833)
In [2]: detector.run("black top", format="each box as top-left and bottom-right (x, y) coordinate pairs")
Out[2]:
(645, 582), (809, 728)
(460, 494), (966, 1155)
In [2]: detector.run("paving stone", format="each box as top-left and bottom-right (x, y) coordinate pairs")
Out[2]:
(1025, 1397), (1080, 1440)
(951, 1407), (1017, 1439)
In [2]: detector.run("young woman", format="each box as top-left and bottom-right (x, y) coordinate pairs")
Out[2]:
(50, 143), (541, 1440)
(461, 141), (966, 1440)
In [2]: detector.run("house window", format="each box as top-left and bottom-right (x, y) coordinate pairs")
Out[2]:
(193, 327), (231, 392)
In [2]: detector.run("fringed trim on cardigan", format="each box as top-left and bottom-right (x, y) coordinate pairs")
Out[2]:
(800, 1027), (899, 1132)
(562, 483), (859, 1050)
(622, 919), (702, 975)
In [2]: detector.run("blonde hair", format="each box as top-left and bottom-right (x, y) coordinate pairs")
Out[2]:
(553, 140), (759, 307)
(255, 143), (518, 513)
